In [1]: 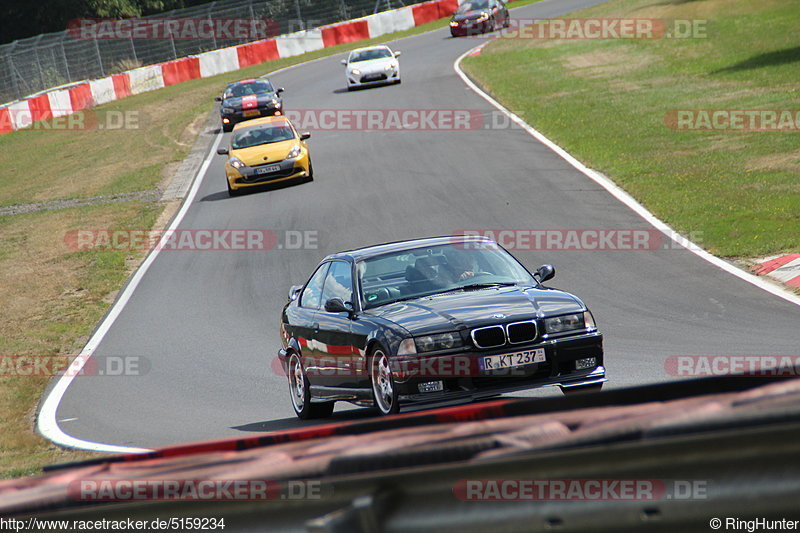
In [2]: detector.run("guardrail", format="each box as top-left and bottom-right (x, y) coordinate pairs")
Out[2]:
(0, 0), (458, 136)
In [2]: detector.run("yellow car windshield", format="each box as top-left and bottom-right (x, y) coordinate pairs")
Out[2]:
(231, 125), (295, 149)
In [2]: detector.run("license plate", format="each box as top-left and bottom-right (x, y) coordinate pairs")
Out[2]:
(243, 110), (260, 117)
(256, 164), (281, 175)
(479, 348), (545, 371)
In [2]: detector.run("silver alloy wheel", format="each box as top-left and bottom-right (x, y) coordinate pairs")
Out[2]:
(289, 354), (305, 413)
(370, 349), (395, 414)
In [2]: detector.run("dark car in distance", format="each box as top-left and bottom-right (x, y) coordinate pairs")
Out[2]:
(450, 0), (510, 37)
(215, 77), (284, 132)
(278, 236), (605, 419)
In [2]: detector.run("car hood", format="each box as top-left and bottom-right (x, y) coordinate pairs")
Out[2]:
(348, 58), (395, 72)
(230, 139), (298, 165)
(367, 285), (584, 335)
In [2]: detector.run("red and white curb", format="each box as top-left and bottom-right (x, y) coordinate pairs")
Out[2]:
(0, 0), (459, 135)
(752, 254), (800, 288)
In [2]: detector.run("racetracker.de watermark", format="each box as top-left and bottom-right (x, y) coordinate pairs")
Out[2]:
(665, 355), (800, 377)
(64, 229), (318, 251)
(270, 354), (550, 379)
(68, 479), (325, 501)
(459, 18), (707, 40)
(281, 109), (522, 131)
(452, 229), (704, 251)
(67, 18), (280, 40)
(665, 110), (800, 131)
(0, 109), (142, 132)
(0, 355), (148, 377)
(453, 479), (708, 501)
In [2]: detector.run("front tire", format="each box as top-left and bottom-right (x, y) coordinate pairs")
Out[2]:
(222, 122), (233, 133)
(227, 179), (242, 197)
(370, 347), (400, 415)
(288, 353), (334, 419)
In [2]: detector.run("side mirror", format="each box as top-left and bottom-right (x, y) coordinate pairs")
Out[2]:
(216, 147), (229, 155)
(535, 264), (555, 283)
(324, 297), (353, 314)
(214, 96), (222, 102)
(276, 87), (285, 95)
(394, 51), (402, 57)
(340, 59), (348, 65)
(288, 284), (302, 301)
(300, 132), (311, 140)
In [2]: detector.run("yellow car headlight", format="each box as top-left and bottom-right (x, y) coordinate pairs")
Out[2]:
(287, 145), (302, 159)
(229, 156), (245, 169)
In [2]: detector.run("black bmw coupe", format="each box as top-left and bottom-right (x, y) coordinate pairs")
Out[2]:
(279, 236), (605, 419)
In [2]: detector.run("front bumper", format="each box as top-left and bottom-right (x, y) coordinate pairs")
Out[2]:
(227, 154), (309, 190)
(450, 20), (492, 36)
(393, 331), (605, 405)
(347, 69), (400, 88)
(220, 106), (282, 126)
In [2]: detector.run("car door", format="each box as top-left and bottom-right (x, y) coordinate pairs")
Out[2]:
(314, 260), (359, 388)
(289, 262), (329, 370)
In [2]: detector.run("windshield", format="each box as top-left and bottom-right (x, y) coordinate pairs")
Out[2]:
(223, 80), (274, 99)
(231, 123), (295, 149)
(358, 242), (535, 309)
(456, 0), (490, 13)
(349, 48), (393, 63)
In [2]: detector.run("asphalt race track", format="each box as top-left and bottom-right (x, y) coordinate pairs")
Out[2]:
(49, 0), (800, 450)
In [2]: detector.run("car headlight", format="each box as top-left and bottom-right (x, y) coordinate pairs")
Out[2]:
(271, 99), (281, 108)
(350, 68), (361, 76)
(228, 156), (246, 169)
(385, 62), (398, 71)
(476, 12), (490, 22)
(415, 332), (463, 353)
(544, 313), (588, 334)
(450, 20), (459, 27)
(286, 145), (302, 159)
(397, 338), (417, 355)
(584, 310), (597, 331)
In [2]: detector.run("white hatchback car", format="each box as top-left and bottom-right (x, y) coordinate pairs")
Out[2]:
(341, 45), (401, 90)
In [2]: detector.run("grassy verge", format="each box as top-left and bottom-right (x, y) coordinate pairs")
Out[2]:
(463, 0), (799, 258)
(0, 5), (541, 479)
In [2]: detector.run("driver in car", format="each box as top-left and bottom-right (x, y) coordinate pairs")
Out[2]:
(444, 250), (486, 281)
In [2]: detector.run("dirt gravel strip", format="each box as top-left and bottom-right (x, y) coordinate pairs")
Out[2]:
(0, 191), (163, 217)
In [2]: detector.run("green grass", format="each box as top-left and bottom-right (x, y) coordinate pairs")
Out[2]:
(463, 0), (800, 258)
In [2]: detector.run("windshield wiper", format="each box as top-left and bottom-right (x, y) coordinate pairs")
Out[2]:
(434, 282), (518, 295)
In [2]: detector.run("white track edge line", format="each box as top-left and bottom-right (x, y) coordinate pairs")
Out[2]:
(36, 133), (224, 454)
(454, 44), (800, 308)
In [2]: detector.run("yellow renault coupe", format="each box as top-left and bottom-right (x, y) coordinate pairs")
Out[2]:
(217, 116), (312, 196)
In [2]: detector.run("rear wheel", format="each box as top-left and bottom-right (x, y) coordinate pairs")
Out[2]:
(370, 347), (400, 415)
(288, 353), (334, 419)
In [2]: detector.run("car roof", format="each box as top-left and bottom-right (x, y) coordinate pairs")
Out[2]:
(225, 77), (272, 88)
(323, 235), (495, 262)
(231, 115), (293, 131)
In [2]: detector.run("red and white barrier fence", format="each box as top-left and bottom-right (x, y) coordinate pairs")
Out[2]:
(0, 0), (459, 135)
